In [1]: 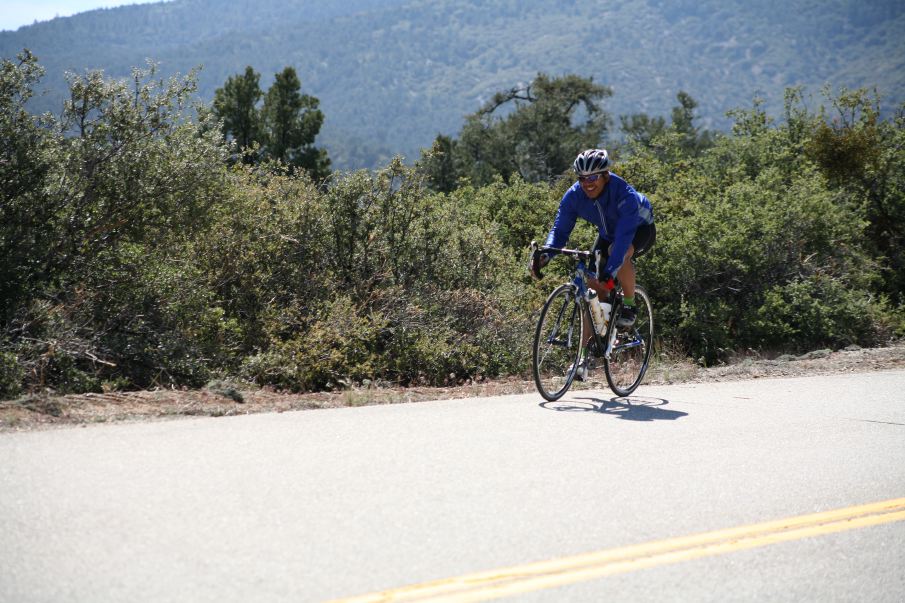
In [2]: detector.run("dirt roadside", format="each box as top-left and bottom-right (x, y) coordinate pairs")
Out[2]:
(2, 341), (904, 432)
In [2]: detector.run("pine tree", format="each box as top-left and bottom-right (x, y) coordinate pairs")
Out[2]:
(261, 67), (330, 179)
(454, 73), (612, 185)
(212, 66), (262, 162)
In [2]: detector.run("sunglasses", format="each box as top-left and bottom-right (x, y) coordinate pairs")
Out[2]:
(578, 173), (604, 183)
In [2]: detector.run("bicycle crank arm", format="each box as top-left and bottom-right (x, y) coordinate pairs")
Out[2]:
(613, 338), (644, 353)
(603, 328), (619, 360)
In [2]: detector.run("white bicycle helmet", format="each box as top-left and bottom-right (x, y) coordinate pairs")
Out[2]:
(572, 149), (611, 175)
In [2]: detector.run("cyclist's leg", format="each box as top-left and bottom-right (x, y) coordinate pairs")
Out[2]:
(612, 224), (656, 299)
(614, 245), (636, 297)
(581, 311), (593, 351)
(632, 223), (656, 259)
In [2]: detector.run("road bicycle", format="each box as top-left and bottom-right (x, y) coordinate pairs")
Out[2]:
(530, 242), (654, 401)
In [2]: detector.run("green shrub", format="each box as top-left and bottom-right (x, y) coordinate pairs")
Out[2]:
(755, 278), (892, 350)
(0, 351), (24, 399)
(240, 294), (382, 390)
(3, 54), (902, 390)
(638, 104), (884, 362)
(1, 300), (103, 396)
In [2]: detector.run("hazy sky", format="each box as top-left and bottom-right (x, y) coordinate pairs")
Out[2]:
(1, 1), (165, 32)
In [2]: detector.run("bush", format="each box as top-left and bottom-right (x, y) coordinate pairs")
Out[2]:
(3, 54), (902, 392)
(0, 351), (24, 399)
(1, 300), (102, 396)
(633, 95), (893, 362)
(754, 277), (889, 350)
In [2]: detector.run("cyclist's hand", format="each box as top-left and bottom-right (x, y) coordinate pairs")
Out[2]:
(529, 249), (550, 280)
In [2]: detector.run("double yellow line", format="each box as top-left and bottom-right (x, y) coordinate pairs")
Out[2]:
(330, 497), (905, 603)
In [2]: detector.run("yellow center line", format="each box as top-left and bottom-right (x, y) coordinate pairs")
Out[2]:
(326, 497), (905, 603)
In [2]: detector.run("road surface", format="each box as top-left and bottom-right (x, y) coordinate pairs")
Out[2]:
(2, 371), (904, 602)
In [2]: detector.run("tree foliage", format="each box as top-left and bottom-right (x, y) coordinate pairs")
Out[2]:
(424, 73), (612, 188)
(213, 65), (330, 179)
(1, 53), (232, 393)
(619, 91), (716, 161)
(0, 50), (53, 318)
(805, 87), (905, 305)
(1, 53), (902, 399)
(212, 66), (262, 160)
(620, 89), (901, 361)
(261, 66), (330, 178)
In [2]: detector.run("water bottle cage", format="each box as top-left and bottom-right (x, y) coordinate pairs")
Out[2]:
(585, 291), (610, 335)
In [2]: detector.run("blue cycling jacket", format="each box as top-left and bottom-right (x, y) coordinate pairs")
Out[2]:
(544, 173), (654, 279)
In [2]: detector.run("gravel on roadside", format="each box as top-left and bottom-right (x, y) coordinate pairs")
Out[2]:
(2, 341), (903, 432)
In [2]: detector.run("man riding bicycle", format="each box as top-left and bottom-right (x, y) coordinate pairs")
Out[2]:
(531, 149), (656, 328)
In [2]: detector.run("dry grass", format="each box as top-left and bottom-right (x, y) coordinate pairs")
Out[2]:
(2, 341), (903, 432)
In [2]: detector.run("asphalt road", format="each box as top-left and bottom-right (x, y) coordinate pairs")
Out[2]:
(2, 371), (904, 602)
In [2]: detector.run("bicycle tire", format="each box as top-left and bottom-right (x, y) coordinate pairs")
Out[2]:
(603, 286), (654, 396)
(532, 283), (584, 401)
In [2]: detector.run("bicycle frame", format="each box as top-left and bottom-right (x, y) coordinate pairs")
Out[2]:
(579, 261), (621, 362)
(538, 244), (620, 361)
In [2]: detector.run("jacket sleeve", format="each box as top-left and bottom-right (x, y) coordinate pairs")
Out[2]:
(602, 192), (642, 278)
(544, 193), (577, 252)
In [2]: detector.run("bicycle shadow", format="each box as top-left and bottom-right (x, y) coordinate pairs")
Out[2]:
(539, 395), (687, 422)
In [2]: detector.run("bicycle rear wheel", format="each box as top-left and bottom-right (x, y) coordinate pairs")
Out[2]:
(533, 284), (584, 401)
(603, 286), (653, 397)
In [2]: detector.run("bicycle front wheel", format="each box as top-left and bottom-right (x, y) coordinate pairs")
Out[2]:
(533, 284), (585, 401)
(603, 286), (654, 397)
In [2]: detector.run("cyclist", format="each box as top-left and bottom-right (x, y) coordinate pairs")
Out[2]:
(532, 148), (656, 327)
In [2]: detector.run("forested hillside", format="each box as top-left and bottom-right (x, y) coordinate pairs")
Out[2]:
(1, 0), (903, 168)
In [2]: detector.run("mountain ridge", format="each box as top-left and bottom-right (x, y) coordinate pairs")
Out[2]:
(3, 0), (903, 168)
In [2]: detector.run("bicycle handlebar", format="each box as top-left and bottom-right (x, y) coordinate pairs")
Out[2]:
(530, 240), (591, 260)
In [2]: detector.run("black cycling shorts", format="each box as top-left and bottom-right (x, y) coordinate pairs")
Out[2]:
(590, 223), (656, 277)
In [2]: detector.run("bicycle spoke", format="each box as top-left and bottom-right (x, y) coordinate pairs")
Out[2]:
(533, 285), (583, 401)
(603, 287), (654, 396)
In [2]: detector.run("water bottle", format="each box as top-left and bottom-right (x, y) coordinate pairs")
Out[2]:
(600, 299), (612, 325)
(586, 290), (607, 334)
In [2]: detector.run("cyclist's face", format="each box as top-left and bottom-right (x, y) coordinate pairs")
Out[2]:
(579, 171), (607, 198)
